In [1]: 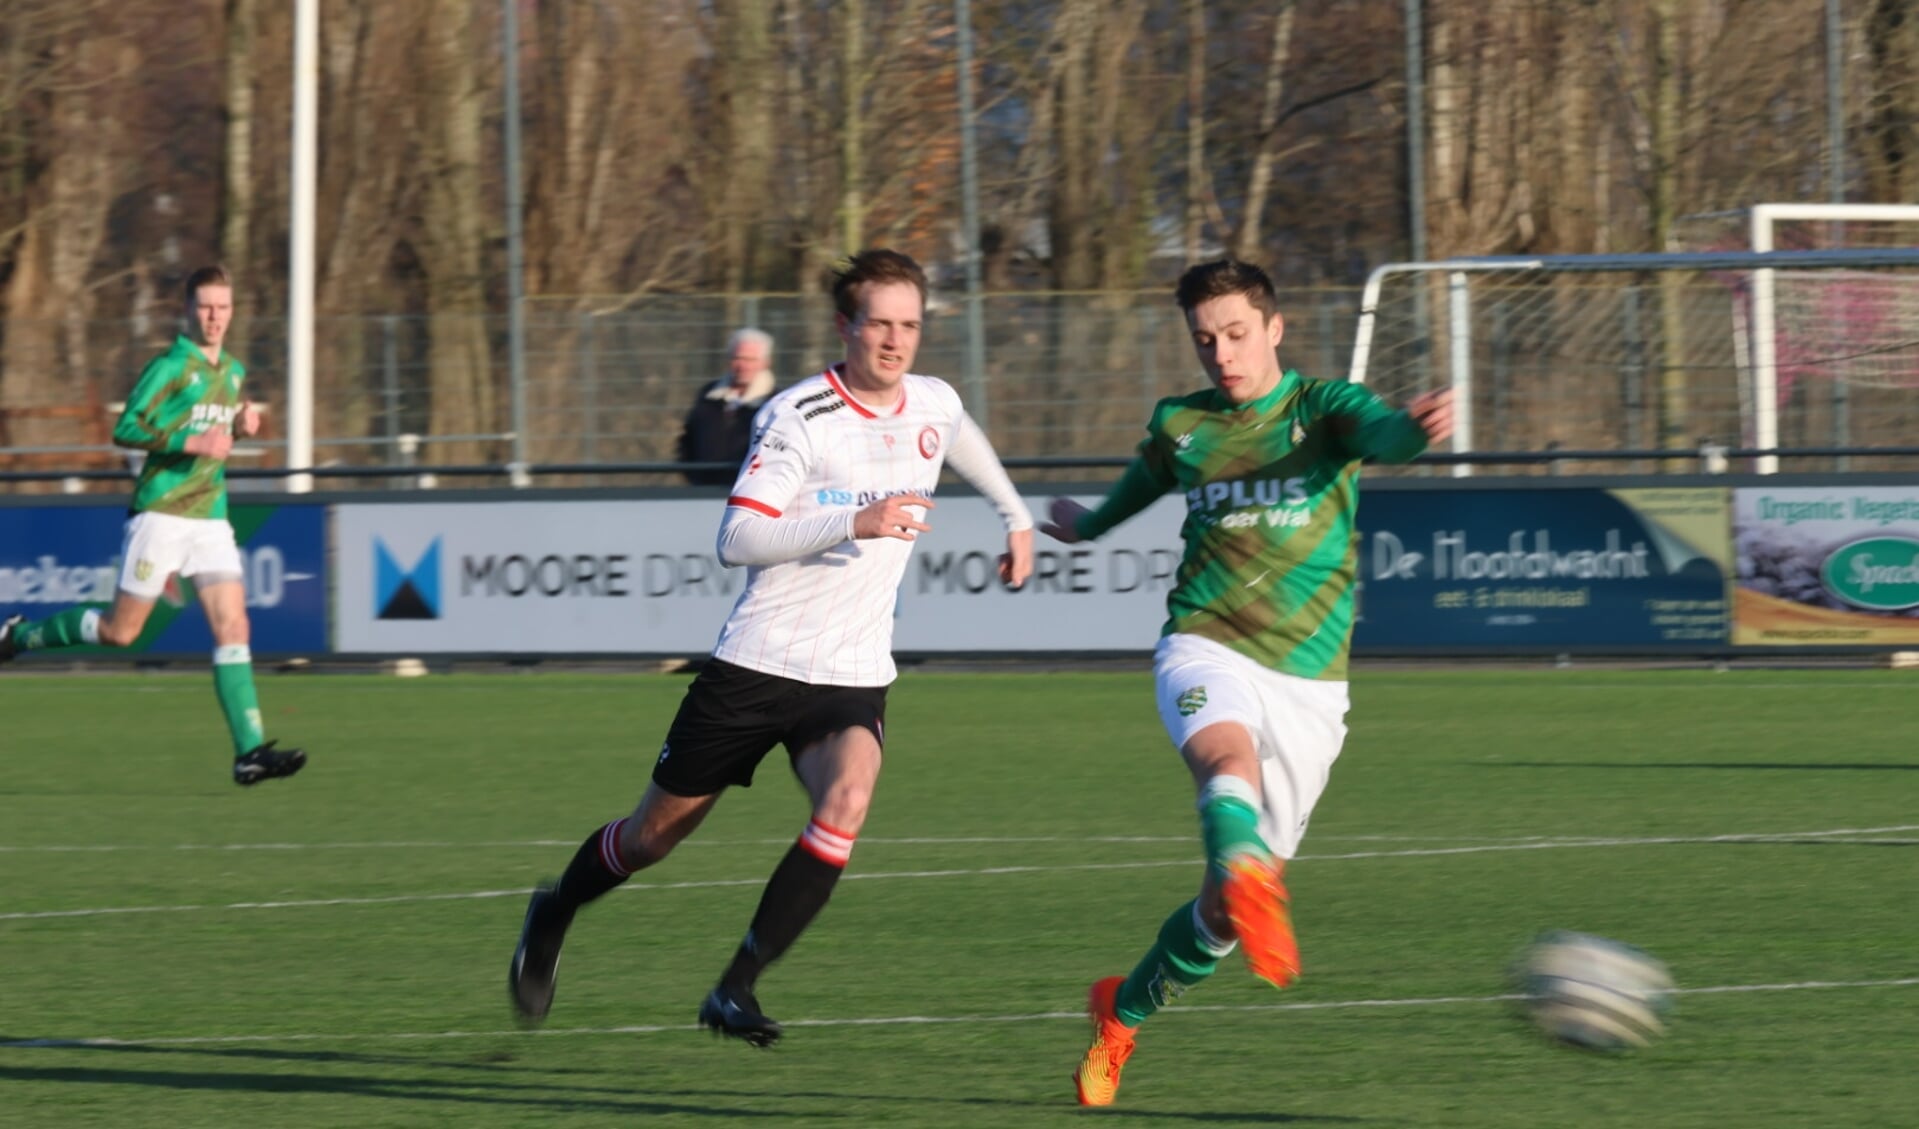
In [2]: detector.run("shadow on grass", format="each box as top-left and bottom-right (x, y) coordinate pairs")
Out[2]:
(0, 1049), (1364, 1126)
(0, 1062), (822, 1119)
(641, 1084), (1361, 1124)
(0, 1038), (608, 1077)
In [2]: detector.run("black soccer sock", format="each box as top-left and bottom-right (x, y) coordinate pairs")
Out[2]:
(550, 818), (634, 912)
(719, 819), (854, 994)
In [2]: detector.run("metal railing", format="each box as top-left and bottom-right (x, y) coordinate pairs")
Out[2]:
(11, 445), (1919, 493)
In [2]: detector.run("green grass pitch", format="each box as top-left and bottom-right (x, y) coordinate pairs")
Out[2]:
(1, 669), (1915, 1127)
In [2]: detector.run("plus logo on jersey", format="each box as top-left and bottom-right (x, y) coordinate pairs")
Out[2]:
(917, 426), (940, 459)
(188, 402), (242, 431)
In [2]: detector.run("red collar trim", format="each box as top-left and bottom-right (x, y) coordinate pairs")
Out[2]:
(823, 364), (906, 418)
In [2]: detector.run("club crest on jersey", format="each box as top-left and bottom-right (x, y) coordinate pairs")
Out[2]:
(134, 559), (155, 582)
(1291, 419), (1307, 445)
(1176, 685), (1208, 717)
(917, 426), (940, 459)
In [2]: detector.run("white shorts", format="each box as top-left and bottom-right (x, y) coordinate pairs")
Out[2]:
(117, 512), (244, 599)
(1153, 632), (1350, 859)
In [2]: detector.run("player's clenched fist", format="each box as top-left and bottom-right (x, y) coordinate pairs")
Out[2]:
(853, 493), (934, 542)
(184, 428), (235, 460)
(1040, 497), (1091, 544)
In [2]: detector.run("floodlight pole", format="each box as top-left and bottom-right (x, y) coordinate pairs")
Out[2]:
(1404, 0), (1426, 262)
(1826, 0), (1848, 466)
(503, 0), (530, 480)
(1826, 0), (1845, 206)
(286, 0), (317, 494)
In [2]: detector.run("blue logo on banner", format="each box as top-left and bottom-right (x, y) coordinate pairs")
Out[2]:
(375, 537), (441, 620)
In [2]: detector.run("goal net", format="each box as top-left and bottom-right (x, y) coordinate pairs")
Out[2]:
(1678, 205), (1919, 468)
(1349, 237), (1919, 476)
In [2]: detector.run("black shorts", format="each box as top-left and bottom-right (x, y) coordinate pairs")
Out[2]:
(651, 659), (889, 797)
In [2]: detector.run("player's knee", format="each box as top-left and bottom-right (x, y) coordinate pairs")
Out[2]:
(96, 618), (140, 648)
(210, 614), (251, 646)
(623, 815), (685, 868)
(814, 780), (875, 832)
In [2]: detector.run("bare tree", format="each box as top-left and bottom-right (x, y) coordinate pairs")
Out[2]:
(0, 6), (129, 450)
(415, 0), (496, 465)
(1863, 0), (1919, 201)
(1233, 1), (1297, 262)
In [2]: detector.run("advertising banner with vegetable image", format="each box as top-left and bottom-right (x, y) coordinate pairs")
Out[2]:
(1733, 487), (1919, 646)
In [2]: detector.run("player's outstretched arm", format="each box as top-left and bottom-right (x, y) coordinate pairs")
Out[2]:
(945, 414), (1034, 532)
(1405, 388), (1454, 445)
(944, 413), (1035, 588)
(1329, 383), (1449, 465)
(1040, 455), (1171, 544)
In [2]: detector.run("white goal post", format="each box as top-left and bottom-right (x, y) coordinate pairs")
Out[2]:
(1744, 204), (1919, 475)
(1348, 245), (1919, 475)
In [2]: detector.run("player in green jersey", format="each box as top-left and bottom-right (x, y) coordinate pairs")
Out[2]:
(0, 266), (307, 786)
(1045, 259), (1451, 1106)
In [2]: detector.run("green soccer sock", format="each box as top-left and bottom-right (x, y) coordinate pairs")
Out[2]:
(212, 644), (267, 758)
(1199, 774), (1271, 873)
(13, 607), (102, 651)
(1113, 898), (1238, 1027)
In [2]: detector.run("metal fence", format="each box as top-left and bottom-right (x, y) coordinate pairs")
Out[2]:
(2, 283), (1915, 487)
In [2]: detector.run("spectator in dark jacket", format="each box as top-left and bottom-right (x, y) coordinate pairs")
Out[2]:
(678, 327), (778, 485)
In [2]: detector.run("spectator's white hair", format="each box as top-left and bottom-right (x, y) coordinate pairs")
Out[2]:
(727, 327), (774, 363)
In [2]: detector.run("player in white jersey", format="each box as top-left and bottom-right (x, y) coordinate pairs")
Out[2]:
(509, 250), (1034, 1046)
(713, 364), (992, 685)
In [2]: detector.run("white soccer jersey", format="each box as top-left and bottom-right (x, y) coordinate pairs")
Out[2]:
(713, 365), (966, 685)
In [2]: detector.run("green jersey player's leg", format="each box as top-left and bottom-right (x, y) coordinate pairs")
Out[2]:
(0, 266), (306, 786)
(1043, 258), (1451, 1108)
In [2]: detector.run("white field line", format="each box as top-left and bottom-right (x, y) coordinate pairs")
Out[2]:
(18, 679), (1919, 693)
(1, 824), (1913, 923)
(4, 823), (1914, 857)
(2, 977), (1914, 1050)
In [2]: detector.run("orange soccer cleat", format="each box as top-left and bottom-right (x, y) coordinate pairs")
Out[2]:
(1073, 976), (1138, 1107)
(1221, 855), (1301, 988)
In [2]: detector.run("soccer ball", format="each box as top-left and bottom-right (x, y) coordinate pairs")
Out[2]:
(1514, 931), (1675, 1051)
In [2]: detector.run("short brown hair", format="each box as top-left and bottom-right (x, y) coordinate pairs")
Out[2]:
(1175, 259), (1278, 323)
(832, 249), (928, 320)
(183, 265), (232, 303)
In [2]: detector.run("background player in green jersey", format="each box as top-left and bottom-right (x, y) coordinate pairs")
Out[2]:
(1044, 259), (1451, 1106)
(0, 266), (306, 786)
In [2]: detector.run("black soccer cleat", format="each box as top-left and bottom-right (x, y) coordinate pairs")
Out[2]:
(0, 614), (23, 664)
(699, 984), (783, 1048)
(509, 884), (574, 1023)
(232, 740), (307, 786)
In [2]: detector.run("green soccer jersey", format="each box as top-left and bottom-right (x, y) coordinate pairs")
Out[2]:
(1078, 370), (1429, 680)
(113, 335), (247, 519)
